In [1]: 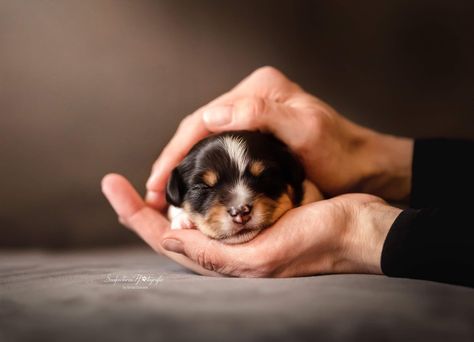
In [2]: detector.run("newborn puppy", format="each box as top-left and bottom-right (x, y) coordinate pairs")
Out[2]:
(166, 131), (323, 244)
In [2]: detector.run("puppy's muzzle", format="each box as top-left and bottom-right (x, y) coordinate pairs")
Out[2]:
(227, 204), (252, 225)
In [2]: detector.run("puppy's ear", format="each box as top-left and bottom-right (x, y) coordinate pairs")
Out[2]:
(166, 168), (186, 207)
(282, 151), (306, 204)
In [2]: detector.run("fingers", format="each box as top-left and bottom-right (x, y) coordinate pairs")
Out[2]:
(102, 172), (266, 277)
(145, 91), (238, 209)
(102, 173), (169, 253)
(202, 97), (308, 151)
(102, 173), (145, 218)
(161, 229), (241, 275)
(102, 173), (223, 276)
(161, 228), (273, 277)
(231, 66), (301, 100)
(145, 112), (210, 210)
(145, 66), (300, 210)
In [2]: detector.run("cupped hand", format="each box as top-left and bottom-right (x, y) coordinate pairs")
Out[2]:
(102, 173), (401, 277)
(102, 173), (220, 276)
(145, 66), (413, 211)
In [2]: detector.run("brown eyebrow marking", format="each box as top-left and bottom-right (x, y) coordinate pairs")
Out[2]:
(202, 170), (218, 187)
(250, 161), (265, 176)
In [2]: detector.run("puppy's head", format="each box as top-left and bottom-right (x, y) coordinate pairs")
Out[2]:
(166, 131), (305, 244)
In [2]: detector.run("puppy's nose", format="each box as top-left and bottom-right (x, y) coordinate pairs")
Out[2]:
(227, 204), (252, 224)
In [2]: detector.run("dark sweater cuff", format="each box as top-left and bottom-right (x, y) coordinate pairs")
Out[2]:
(380, 208), (420, 277)
(381, 207), (473, 287)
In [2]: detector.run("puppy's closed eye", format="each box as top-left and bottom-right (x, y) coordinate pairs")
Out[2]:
(191, 183), (210, 191)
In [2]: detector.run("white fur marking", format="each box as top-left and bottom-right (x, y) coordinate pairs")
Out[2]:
(231, 180), (252, 206)
(220, 136), (248, 174)
(168, 205), (195, 230)
(168, 205), (183, 220)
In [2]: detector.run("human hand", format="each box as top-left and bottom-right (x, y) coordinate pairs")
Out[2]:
(102, 173), (401, 277)
(146, 66), (414, 210)
(101, 173), (220, 276)
(159, 192), (402, 277)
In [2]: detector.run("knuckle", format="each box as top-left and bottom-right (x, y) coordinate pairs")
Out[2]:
(248, 66), (299, 101)
(195, 247), (222, 273)
(234, 97), (266, 126)
(217, 264), (240, 276)
(252, 66), (284, 80)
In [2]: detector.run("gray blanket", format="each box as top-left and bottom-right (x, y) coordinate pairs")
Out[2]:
(1, 248), (473, 341)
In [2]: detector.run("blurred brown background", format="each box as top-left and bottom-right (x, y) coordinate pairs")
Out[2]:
(1, 0), (473, 249)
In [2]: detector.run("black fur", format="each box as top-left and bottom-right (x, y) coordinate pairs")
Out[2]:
(166, 131), (305, 216)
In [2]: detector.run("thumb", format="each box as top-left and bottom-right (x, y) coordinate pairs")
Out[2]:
(202, 97), (298, 140)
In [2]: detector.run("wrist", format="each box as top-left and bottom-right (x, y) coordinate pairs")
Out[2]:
(359, 131), (414, 202)
(341, 200), (402, 274)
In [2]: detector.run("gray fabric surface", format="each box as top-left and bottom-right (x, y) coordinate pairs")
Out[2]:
(1, 248), (473, 342)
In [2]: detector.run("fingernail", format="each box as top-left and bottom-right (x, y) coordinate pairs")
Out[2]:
(203, 105), (233, 126)
(162, 239), (185, 254)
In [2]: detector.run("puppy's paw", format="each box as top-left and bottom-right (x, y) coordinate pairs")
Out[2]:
(168, 206), (195, 230)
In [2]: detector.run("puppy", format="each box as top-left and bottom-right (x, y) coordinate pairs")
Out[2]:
(166, 131), (323, 244)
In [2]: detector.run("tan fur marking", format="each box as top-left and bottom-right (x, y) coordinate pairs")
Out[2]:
(202, 170), (218, 187)
(252, 196), (277, 227)
(206, 204), (228, 233)
(252, 191), (295, 228)
(271, 193), (293, 222)
(183, 183), (309, 242)
(302, 180), (324, 204)
(287, 185), (295, 203)
(249, 160), (265, 176)
(186, 201), (227, 239)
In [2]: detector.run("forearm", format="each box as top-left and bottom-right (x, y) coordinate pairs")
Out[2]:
(340, 202), (474, 287)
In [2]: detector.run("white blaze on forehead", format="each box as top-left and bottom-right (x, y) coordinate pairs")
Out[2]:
(220, 135), (248, 174)
(231, 180), (252, 205)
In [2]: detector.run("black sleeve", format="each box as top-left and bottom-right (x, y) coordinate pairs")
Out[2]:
(381, 138), (474, 287)
(381, 207), (474, 287)
(410, 138), (474, 208)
